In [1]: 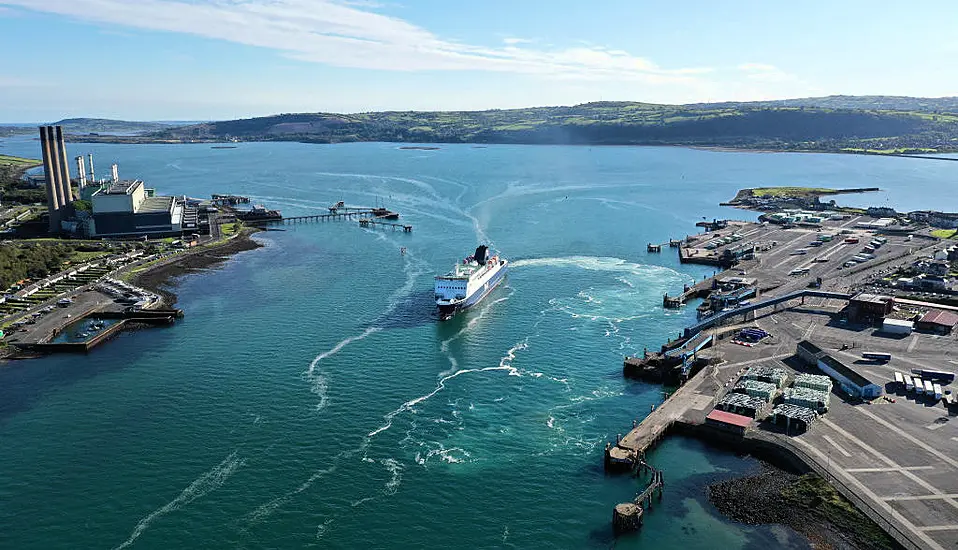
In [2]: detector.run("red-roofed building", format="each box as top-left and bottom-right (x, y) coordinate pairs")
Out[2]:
(706, 409), (753, 435)
(917, 309), (958, 335)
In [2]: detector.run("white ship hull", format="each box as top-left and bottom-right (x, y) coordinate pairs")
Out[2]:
(435, 246), (508, 319)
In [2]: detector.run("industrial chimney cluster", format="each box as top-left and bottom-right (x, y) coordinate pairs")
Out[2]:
(38, 125), (74, 233)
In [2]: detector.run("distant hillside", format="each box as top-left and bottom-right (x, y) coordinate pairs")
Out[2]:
(54, 118), (185, 135)
(698, 95), (958, 113)
(143, 98), (958, 152)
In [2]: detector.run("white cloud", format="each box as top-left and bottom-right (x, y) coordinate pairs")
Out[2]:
(0, 0), (710, 84)
(503, 37), (534, 45)
(737, 63), (777, 72)
(737, 63), (797, 83)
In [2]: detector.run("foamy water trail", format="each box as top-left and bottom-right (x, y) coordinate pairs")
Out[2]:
(381, 458), (404, 494)
(305, 248), (426, 409)
(367, 363), (521, 439)
(305, 327), (381, 411)
(509, 256), (689, 281)
(245, 465), (339, 525)
(316, 519), (335, 540)
(499, 339), (528, 369)
(437, 290), (513, 378)
(114, 452), (243, 549)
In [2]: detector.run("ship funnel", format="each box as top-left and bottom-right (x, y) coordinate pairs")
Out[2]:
(474, 245), (488, 265)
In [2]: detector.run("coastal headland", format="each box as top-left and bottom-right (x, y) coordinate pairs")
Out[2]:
(606, 188), (958, 550)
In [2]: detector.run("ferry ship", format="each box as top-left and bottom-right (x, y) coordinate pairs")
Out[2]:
(435, 245), (508, 319)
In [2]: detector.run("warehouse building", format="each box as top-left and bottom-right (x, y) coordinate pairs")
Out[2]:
(796, 340), (827, 366)
(705, 409), (753, 436)
(916, 309), (958, 335)
(784, 387), (830, 414)
(882, 318), (914, 335)
(817, 354), (883, 399)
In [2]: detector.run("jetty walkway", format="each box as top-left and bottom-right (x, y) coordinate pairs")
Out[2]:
(617, 364), (722, 456)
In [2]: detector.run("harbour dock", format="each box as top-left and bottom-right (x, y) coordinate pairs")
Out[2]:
(662, 276), (714, 308)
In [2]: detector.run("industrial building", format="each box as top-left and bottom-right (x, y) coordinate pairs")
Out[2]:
(89, 178), (186, 237)
(796, 341), (883, 399)
(816, 354), (883, 399)
(705, 409), (752, 435)
(796, 340), (826, 366)
(847, 293), (895, 323)
(917, 309), (958, 335)
(881, 318), (914, 335)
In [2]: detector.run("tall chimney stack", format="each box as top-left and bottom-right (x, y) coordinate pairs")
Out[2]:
(39, 127), (61, 232)
(88, 153), (95, 185)
(46, 126), (67, 208)
(76, 156), (87, 189)
(111, 163), (119, 184)
(54, 126), (73, 203)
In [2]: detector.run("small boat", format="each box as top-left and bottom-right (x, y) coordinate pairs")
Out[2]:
(77, 332), (89, 339)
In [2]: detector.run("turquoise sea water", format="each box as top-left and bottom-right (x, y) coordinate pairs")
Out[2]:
(0, 137), (955, 549)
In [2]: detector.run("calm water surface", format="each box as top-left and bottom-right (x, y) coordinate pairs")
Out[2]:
(0, 136), (953, 549)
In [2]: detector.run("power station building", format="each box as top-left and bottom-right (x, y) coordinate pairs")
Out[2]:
(90, 179), (185, 237)
(38, 125), (190, 238)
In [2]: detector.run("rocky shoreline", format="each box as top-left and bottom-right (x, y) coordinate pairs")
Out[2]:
(129, 230), (263, 306)
(707, 464), (902, 550)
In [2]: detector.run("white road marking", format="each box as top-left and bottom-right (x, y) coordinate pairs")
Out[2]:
(908, 334), (920, 353)
(792, 437), (946, 550)
(846, 466), (935, 473)
(822, 435), (853, 457)
(850, 406), (958, 470)
(919, 525), (958, 532)
(820, 418), (958, 511)
(885, 494), (958, 501)
(926, 423), (949, 431)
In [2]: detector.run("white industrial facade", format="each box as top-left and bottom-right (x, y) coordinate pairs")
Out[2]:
(817, 355), (883, 399)
(92, 180), (146, 214)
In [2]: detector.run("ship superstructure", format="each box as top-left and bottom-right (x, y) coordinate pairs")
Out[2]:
(434, 245), (508, 319)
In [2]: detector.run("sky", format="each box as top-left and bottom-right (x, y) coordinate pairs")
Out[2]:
(1, 0), (958, 121)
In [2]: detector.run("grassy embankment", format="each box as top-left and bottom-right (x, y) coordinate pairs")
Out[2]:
(0, 155), (42, 170)
(783, 475), (898, 550)
(749, 187), (839, 198)
(118, 222), (249, 282)
(931, 228), (958, 239)
(0, 155), (46, 205)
